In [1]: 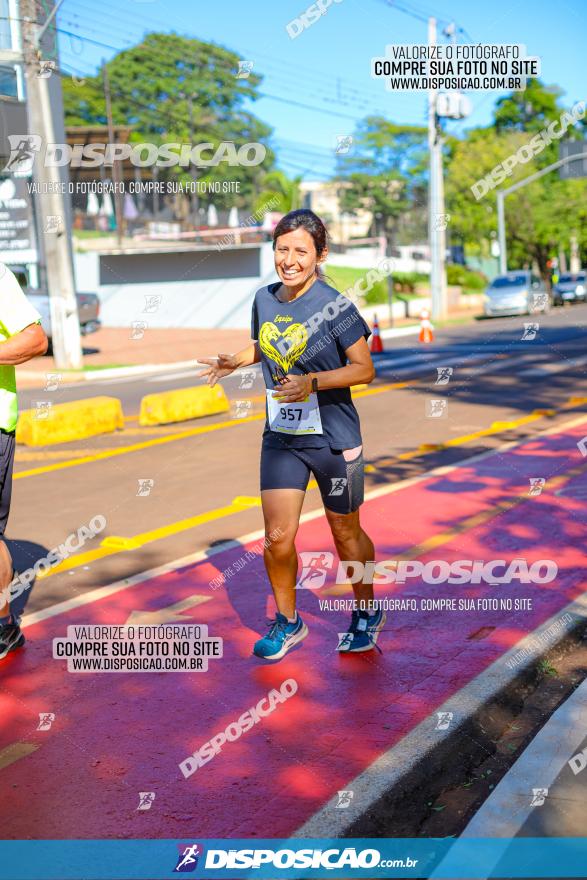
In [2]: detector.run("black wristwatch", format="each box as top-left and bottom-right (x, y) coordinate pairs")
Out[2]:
(311, 376), (319, 393)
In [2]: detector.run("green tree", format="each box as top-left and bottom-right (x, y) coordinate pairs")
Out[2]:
(335, 116), (427, 241)
(445, 124), (587, 274)
(61, 32), (275, 206)
(493, 78), (563, 134)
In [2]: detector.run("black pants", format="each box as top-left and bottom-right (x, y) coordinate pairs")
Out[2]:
(0, 431), (15, 537)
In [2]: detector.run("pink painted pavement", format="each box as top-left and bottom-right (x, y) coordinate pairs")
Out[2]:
(1, 419), (587, 839)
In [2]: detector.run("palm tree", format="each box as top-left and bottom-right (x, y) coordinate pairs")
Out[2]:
(255, 171), (302, 216)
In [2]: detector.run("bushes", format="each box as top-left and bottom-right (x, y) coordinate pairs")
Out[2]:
(446, 264), (487, 291)
(325, 263), (486, 306)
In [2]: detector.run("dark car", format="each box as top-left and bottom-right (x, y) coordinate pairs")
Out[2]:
(9, 264), (101, 339)
(553, 271), (587, 306)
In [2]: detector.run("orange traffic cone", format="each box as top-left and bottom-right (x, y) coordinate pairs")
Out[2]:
(370, 313), (384, 353)
(419, 308), (434, 344)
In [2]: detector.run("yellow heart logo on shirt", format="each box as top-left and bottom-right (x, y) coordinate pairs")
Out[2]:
(258, 321), (308, 373)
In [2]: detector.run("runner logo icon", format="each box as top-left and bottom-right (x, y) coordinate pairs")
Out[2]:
(296, 552), (334, 589)
(336, 790), (354, 808)
(329, 477), (348, 496)
(174, 844), (203, 872)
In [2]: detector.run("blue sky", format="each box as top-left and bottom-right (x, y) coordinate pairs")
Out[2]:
(57, 0), (587, 179)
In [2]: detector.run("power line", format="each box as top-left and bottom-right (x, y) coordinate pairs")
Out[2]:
(57, 18), (393, 119)
(57, 30), (375, 126)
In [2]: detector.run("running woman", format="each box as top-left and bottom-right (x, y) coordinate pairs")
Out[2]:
(197, 209), (385, 660)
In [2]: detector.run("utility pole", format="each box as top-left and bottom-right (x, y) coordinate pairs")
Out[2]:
(427, 16), (448, 322)
(187, 93), (200, 217)
(496, 191), (507, 274)
(102, 61), (124, 247)
(21, 0), (82, 369)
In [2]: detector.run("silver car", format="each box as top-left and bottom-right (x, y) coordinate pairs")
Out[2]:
(483, 271), (550, 318)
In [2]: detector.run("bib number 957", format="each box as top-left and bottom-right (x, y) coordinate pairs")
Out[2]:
(280, 407), (302, 421)
(266, 389), (323, 435)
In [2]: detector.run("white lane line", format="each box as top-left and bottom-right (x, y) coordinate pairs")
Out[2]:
(519, 354), (587, 378)
(147, 370), (200, 383)
(376, 352), (506, 377)
(293, 414), (587, 839)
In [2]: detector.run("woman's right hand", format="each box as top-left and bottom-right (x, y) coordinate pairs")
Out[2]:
(196, 353), (239, 387)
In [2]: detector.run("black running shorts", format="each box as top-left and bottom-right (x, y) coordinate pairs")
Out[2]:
(260, 439), (365, 514)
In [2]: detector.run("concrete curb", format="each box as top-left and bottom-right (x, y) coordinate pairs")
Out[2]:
(16, 396), (124, 446)
(17, 359), (200, 386)
(16, 327), (424, 388)
(139, 384), (230, 426)
(380, 324), (420, 340)
(17, 324), (420, 384)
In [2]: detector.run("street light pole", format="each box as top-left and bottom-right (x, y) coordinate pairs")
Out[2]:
(496, 151), (587, 276)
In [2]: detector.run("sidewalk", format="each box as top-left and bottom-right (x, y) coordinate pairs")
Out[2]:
(15, 327), (251, 388)
(430, 676), (587, 878)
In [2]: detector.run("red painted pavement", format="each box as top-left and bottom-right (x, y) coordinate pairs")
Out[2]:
(2, 420), (587, 839)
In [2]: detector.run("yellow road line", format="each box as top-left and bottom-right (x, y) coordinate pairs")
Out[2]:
(12, 385), (585, 480)
(398, 411), (551, 460)
(14, 413), (265, 479)
(15, 448), (115, 461)
(40, 438), (587, 585)
(0, 742), (39, 771)
(39, 496), (262, 578)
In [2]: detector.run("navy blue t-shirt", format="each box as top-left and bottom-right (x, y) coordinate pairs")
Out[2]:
(250, 277), (371, 449)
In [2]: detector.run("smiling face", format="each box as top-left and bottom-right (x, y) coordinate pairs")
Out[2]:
(273, 227), (327, 291)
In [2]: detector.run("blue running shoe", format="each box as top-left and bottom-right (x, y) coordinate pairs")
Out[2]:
(337, 608), (386, 653)
(253, 612), (308, 661)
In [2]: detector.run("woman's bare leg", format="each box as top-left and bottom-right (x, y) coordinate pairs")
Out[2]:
(260, 488), (306, 618)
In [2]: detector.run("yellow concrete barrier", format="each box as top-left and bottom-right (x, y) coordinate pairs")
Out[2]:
(16, 396), (124, 446)
(139, 384), (230, 426)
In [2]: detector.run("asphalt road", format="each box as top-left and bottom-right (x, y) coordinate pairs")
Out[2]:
(10, 303), (587, 619)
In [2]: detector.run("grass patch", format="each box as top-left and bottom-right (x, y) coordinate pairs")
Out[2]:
(537, 659), (558, 677)
(82, 364), (131, 371)
(73, 230), (114, 239)
(325, 264), (427, 305)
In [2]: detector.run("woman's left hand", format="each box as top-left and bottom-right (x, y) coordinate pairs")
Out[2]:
(272, 374), (312, 403)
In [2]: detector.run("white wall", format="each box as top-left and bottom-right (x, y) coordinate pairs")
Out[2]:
(327, 249), (431, 274)
(74, 242), (278, 329)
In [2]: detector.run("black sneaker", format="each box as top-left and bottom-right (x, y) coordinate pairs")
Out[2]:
(0, 621), (25, 659)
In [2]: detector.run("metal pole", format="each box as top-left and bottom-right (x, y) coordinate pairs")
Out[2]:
(495, 152), (587, 277)
(21, 0), (82, 369)
(497, 191), (507, 274)
(427, 16), (447, 322)
(103, 61), (123, 248)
